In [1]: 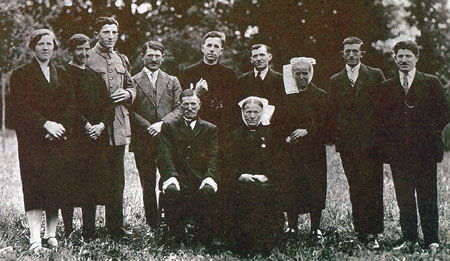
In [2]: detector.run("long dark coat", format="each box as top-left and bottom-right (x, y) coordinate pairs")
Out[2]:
(9, 59), (76, 211)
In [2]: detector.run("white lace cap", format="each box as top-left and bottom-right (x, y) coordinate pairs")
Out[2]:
(238, 96), (275, 126)
(283, 57), (316, 94)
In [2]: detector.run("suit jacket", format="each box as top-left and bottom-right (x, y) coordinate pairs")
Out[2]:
(129, 69), (182, 152)
(158, 117), (219, 189)
(329, 63), (385, 152)
(237, 68), (284, 107)
(378, 70), (450, 163)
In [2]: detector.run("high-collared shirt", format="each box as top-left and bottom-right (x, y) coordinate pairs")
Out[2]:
(183, 116), (197, 129)
(254, 67), (269, 81)
(143, 67), (159, 87)
(346, 63), (361, 85)
(399, 67), (416, 90)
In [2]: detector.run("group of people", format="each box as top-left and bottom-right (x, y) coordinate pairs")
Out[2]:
(9, 15), (449, 256)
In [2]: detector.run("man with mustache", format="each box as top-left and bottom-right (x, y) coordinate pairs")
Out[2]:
(87, 16), (136, 238)
(158, 89), (219, 246)
(129, 41), (181, 229)
(329, 36), (385, 249)
(378, 40), (449, 252)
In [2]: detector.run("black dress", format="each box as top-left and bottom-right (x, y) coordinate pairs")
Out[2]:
(9, 59), (76, 211)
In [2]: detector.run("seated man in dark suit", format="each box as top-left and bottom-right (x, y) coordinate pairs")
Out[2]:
(158, 89), (219, 246)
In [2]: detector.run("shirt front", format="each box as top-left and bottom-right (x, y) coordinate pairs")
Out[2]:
(183, 116), (197, 129)
(144, 67), (159, 87)
(254, 67), (269, 80)
(346, 63), (361, 85)
(399, 67), (416, 91)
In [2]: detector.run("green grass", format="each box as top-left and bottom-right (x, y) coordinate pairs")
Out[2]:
(1, 129), (450, 260)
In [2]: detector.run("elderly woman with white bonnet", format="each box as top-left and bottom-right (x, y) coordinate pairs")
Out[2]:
(278, 57), (331, 239)
(224, 96), (283, 256)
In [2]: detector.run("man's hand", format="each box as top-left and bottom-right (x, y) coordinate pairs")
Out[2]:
(148, 121), (163, 137)
(44, 121), (66, 139)
(253, 174), (268, 183)
(84, 122), (93, 134)
(239, 174), (255, 182)
(199, 177), (218, 192)
(111, 89), (131, 103)
(162, 177), (180, 192)
(288, 128), (308, 142)
(190, 78), (208, 96)
(89, 122), (105, 140)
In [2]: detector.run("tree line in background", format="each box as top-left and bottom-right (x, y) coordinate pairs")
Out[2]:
(1, 0), (450, 129)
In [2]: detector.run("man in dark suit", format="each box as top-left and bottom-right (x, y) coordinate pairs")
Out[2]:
(158, 89), (219, 245)
(329, 36), (385, 249)
(379, 41), (449, 251)
(130, 41), (182, 229)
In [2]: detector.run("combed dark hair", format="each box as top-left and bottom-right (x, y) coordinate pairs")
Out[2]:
(179, 89), (198, 102)
(393, 40), (420, 56)
(95, 16), (119, 32)
(202, 31), (226, 47)
(141, 40), (165, 55)
(28, 29), (59, 51)
(342, 36), (364, 49)
(68, 33), (90, 52)
(251, 44), (271, 54)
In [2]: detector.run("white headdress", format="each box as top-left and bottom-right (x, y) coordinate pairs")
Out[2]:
(283, 57), (316, 94)
(238, 96), (275, 126)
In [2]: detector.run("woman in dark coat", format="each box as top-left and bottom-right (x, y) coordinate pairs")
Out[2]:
(9, 29), (76, 250)
(279, 57), (330, 238)
(225, 96), (283, 255)
(61, 34), (114, 238)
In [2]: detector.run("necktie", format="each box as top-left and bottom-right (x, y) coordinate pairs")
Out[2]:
(256, 71), (263, 87)
(402, 73), (409, 95)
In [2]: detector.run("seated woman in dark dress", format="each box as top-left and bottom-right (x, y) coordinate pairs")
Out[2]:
(225, 96), (283, 256)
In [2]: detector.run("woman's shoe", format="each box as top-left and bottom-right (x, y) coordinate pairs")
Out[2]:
(42, 237), (58, 249)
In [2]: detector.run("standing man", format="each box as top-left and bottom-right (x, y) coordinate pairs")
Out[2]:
(87, 16), (136, 237)
(180, 31), (238, 139)
(329, 37), (385, 249)
(158, 89), (219, 246)
(379, 41), (449, 251)
(129, 41), (182, 229)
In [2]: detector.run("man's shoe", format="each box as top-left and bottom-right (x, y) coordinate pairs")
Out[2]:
(393, 240), (417, 252)
(428, 242), (440, 255)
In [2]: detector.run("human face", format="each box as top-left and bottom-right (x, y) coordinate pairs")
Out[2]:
(342, 43), (363, 67)
(243, 104), (263, 127)
(394, 49), (418, 73)
(292, 63), (311, 90)
(96, 24), (118, 49)
(250, 46), (272, 71)
(72, 41), (90, 66)
(34, 35), (54, 63)
(201, 37), (223, 64)
(143, 48), (164, 72)
(181, 96), (201, 120)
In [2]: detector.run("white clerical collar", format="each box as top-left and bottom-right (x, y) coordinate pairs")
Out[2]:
(254, 67), (269, 80)
(346, 63), (361, 73)
(399, 67), (416, 89)
(69, 60), (86, 69)
(183, 117), (197, 129)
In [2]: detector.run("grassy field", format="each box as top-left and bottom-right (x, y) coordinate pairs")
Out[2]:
(1, 130), (450, 260)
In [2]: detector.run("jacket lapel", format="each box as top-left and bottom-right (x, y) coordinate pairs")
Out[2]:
(135, 70), (156, 107)
(49, 62), (59, 89)
(354, 64), (368, 98)
(156, 70), (169, 108)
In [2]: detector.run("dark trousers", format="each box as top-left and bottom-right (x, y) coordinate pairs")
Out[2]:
(134, 147), (159, 228)
(162, 183), (217, 240)
(62, 204), (96, 237)
(104, 145), (125, 233)
(390, 159), (439, 245)
(340, 148), (384, 235)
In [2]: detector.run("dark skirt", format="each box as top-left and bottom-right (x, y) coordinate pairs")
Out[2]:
(282, 141), (327, 214)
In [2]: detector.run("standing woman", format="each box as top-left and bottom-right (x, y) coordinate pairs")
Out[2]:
(9, 29), (76, 250)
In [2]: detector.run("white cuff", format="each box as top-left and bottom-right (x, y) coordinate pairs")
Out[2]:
(199, 177), (218, 192)
(162, 177), (180, 192)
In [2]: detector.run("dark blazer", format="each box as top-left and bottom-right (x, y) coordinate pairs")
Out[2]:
(237, 68), (284, 106)
(158, 117), (219, 188)
(129, 69), (182, 152)
(378, 71), (450, 163)
(329, 64), (385, 151)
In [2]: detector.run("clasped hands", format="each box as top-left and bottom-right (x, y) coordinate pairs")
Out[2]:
(286, 128), (308, 143)
(44, 120), (66, 141)
(239, 174), (268, 183)
(162, 176), (218, 192)
(84, 122), (105, 140)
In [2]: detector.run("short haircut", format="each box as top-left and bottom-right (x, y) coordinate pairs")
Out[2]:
(28, 29), (59, 51)
(68, 33), (90, 52)
(179, 89), (199, 102)
(95, 16), (119, 32)
(243, 98), (263, 110)
(202, 31), (226, 47)
(393, 40), (420, 56)
(342, 36), (364, 49)
(141, 40), (165, 55)
(251, 44), (271, 55)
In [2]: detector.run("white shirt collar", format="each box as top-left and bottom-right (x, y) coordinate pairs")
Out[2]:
(346, 63), (361, 74)
(254, 67), (269, 80)
(399, 68), (416, 89)
(143, 67), (159, 83)
(183, 117), (197, 129)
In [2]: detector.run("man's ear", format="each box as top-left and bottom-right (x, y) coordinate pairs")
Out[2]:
(93, 31), (98, 40)
(361, 50), (366, 57)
